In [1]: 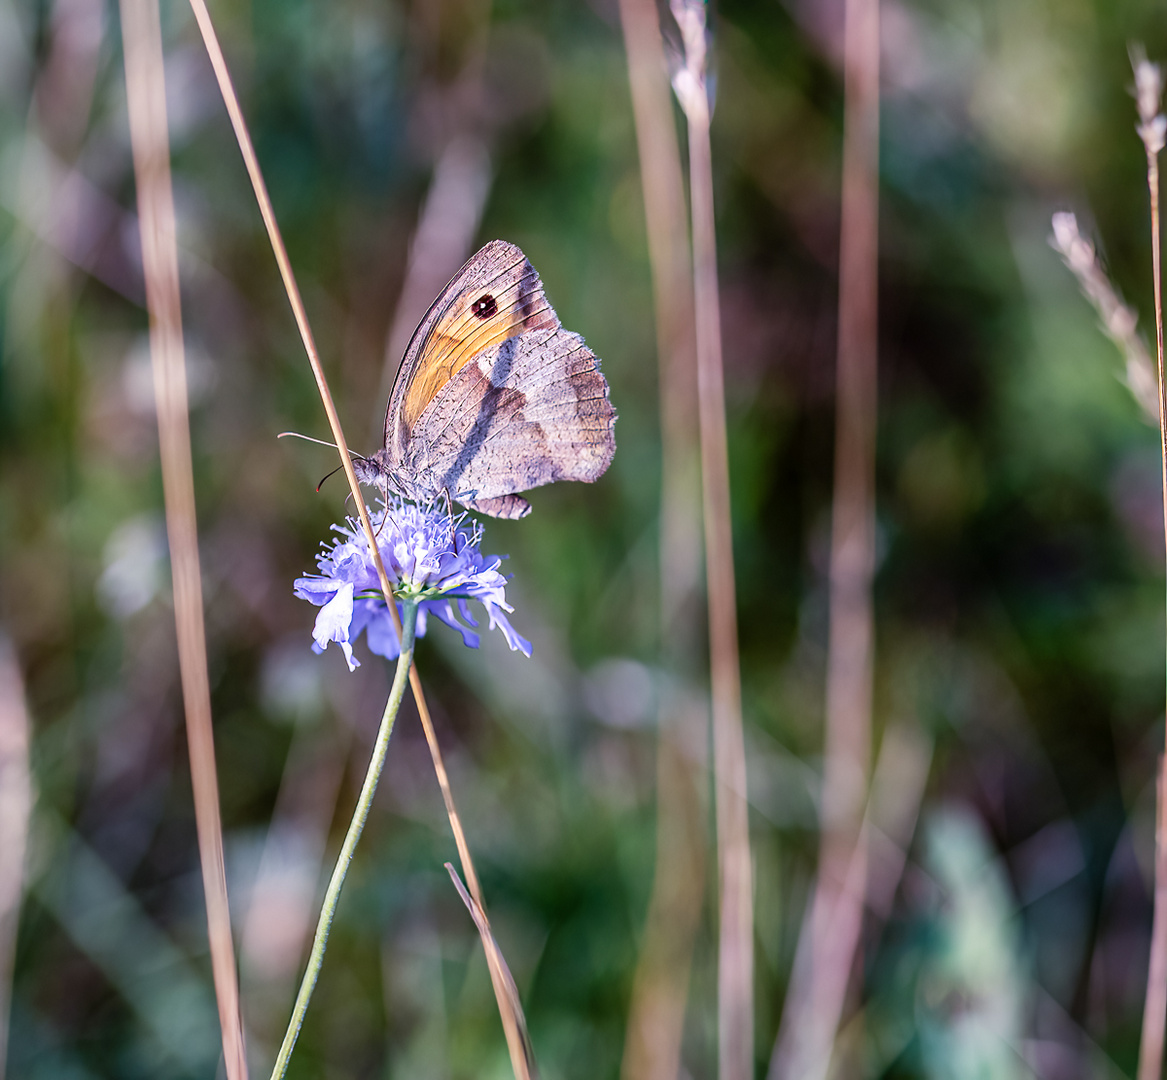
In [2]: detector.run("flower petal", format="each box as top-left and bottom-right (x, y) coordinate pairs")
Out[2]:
(484, 602), (532, 657)
(428, 599), (481, 649)
(312, 582), (360, 670)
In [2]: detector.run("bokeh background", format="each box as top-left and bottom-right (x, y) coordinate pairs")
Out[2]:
(5, 0), (1167, 1077)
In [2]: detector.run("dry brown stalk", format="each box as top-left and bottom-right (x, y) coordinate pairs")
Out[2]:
(1049, 211), (1158, 423)
(1133, 44), (1167, 1080)
(119, 1), (247, 1075)
(1143, 757), (1167, 1080)
(0, 636), (32, 1080)
(184, 2), (530, 1074)
(445, 864), (538, 1077)
(771, 1), (880, 1077)
(616, 0), (706, 1076)
(670, 3), (753, 1077)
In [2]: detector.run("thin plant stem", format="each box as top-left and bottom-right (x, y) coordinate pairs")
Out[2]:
(771, 0), (880, 1076)
(617, 0), (706, 1076)
(670, 4), (753, 1078)
(1134, 45), (1167, 1080)
(1143, 759), (1167, 1080)
(0, 636), (32, 1080)
(119, 2), (247, 1076)
(269, 601), (418, 1080)
(185, 5), (529, 1074)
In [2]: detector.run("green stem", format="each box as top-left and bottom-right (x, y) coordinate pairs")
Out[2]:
(269, 600), (419, 1080)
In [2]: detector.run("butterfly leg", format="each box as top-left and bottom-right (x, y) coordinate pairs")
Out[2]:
(373, 479), (390, 540)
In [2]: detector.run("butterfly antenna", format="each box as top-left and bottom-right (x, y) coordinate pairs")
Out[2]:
(316, 463), (348, 492)
(280, 430), (371, 467)
(278, 431), (342, 449)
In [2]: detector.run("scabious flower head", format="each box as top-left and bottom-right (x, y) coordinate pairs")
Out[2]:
(294, 498), (531, 671)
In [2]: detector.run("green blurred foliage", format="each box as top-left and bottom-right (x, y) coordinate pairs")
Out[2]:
(6, 0), (1167, 1076)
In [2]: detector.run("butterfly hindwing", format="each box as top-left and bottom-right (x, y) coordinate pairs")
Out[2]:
(404, 325), (616, 509)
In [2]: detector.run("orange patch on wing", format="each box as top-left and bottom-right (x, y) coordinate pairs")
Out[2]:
(402, 278), (546, 430)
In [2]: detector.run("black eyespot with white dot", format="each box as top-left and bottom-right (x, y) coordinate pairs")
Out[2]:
(471, 294), (498, 319)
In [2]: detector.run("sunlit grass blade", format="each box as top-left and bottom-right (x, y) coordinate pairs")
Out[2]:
(616, 0), (706, 1076)
(446, 863), (539, 1080)
(118, 2), (247, 1074)
(0, 636), (32, 1080)
(770, 0), (880, 1077)
(669, 2), (753, 1077)
(1132, 44), (1167, 1080)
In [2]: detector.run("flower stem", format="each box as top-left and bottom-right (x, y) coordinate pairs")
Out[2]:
(269, 600), (419, 1080)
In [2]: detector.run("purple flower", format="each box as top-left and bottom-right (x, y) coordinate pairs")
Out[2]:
(294, 499), (531, 670)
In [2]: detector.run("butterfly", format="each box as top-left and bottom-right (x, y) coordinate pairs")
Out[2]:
(354, 240), (617, 519)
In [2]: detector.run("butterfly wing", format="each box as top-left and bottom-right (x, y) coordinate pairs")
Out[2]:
(384, 240), (557, 471)
(383, 241), (616, 517)
(406, 324), (616, 517)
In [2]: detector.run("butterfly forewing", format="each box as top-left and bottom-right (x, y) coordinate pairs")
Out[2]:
(390, 241), (556, 436)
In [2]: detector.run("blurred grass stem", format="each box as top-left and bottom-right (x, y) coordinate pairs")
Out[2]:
(670, 3), (754, 1077)
(0, 637), (32, 1080)
(772, 1), (880, 1077)
(119, 2), (248, 1075)
(1134, 45), (1167, 1080)
(270, 603), (418, 1080)
(186, 4), (531, 1074)
(617, 0), (705, 1076)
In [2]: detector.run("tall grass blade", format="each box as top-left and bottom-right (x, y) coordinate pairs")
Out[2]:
(617, 0), (706, 1076)
(1133, 45), (1167, 1080)
(119, 2), (248, 1074)
(446, 864), (540, 1080)
(770, 0), (880, 1076)
(670, 3), (754, 1077)
(0, 636), (32, 1080)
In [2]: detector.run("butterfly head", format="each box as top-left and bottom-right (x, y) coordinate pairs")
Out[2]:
(352, 448), (431, 505)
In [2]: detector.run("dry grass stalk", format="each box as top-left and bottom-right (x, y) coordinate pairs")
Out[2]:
(118, 1), (248, 1075)
(0, 636), (32, 1080)
(184, 3), (531, 1074)
(1143, 757), (1167, 1080)
(771, 723), (929, 1080)
(616, 0), (706, 1076)
(1049, 211), (1158, 422)
(445, 864), (538, 1077)
(670, 3), (754, 1077)
(771, 1), (880, 1077)
(1132, 44), (1167, 1080)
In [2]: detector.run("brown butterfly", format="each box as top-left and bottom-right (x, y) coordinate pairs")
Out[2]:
(354, 240), (617, 518)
